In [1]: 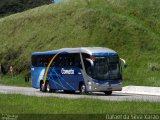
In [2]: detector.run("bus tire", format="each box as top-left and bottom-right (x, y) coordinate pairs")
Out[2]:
(104, 91), (112, 95)
(46, 81), (52, 93)
(79, 84), (87, 94)
(40, 81), (46, 92)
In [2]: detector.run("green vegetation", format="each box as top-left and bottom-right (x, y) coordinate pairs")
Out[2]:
(0, 0), (51, 17)
(0, 75), (31, 87)
(0, 94), (159, 120)
(0, 0), (160, 86)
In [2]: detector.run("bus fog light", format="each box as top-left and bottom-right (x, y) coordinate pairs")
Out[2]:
(88, 82), (92, 85)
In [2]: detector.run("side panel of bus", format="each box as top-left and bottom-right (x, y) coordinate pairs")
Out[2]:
(47, 67), (84, 91)
(31, 54), (54, 89)
(46, 53), (85, 91)
(31, 67), (45, 89)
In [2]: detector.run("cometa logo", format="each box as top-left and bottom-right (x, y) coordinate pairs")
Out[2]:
(61, 68), (74, 75)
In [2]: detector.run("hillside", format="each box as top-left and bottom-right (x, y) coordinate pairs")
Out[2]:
(0, 0), (51, 17)
(0, 0), (160, 86)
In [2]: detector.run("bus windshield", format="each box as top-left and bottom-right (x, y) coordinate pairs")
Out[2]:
(85, 56), (121, 80)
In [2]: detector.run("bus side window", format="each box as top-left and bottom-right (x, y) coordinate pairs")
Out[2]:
(74, 53), (82, 69)
(53, 55), (63, 67)
(82, 53), (90, 71)
(64, 54), (74, 67)
(43, 56), (48, 67)
(32, 55), (38, 67)
(63, 56), (69, 66)
(39, 56), (44, 67)
(63, 53), (82, 69)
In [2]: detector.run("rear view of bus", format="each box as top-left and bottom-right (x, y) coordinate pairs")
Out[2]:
(31, 47), (127, 95)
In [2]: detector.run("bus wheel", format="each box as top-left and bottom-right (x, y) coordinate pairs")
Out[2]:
(80, 84), (87, 94)
(46, 82), (51, 93)
(40, 82), (46, 92)
(104, 91), (112, 95)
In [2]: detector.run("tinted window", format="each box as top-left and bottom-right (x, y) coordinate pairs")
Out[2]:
(32, 53), (82, 68)
(52, 53), (82, 68)
(82, 55), (122, 80)
(31, 55), (54, 67)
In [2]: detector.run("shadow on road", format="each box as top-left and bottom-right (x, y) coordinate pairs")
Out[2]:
(49, 91), (132, 97)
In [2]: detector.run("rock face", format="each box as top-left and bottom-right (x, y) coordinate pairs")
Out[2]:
(0, 0), (51, 17)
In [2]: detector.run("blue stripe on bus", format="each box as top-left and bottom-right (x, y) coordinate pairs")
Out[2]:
(48, 68), (75, 90)
(53, 68), (75, 90)
(92, 52), (118, 56)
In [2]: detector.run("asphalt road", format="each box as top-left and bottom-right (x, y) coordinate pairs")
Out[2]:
(0, 85), (160, 102)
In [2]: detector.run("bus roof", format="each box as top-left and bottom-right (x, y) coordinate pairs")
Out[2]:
(32, 47), (117, 56)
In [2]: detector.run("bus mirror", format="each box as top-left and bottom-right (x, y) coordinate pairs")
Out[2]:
(86, 58), (94, 67)
(124, 64), (128, 69)
(120, 58), (127, 69)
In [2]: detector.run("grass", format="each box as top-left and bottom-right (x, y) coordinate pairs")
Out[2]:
(0, 75), (31, 87)
(0, 0), (160, 86)
(0, 94), (159, 120)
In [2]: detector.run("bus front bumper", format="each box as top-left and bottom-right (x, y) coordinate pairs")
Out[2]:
(87, 81), (122, 92)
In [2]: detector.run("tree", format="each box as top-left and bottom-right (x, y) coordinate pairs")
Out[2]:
(0, 0), (51, 17)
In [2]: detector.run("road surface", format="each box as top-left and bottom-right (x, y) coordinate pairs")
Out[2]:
(0, 85), (160, 102)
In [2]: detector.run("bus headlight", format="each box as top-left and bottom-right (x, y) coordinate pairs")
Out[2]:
(93, 81), (99, 85)
(119, 82), (122, 85)
(95, 83), (99, 85)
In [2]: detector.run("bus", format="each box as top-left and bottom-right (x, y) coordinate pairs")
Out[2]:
(31, 47), (127, 95)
